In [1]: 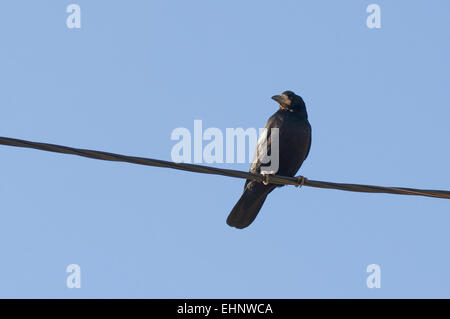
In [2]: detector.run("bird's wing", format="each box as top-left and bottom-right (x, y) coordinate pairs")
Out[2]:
(245, 127), (272, 190)
(249, 114), (279, 175)
(303, 122), (312, 160)
(249, 128), (270, 174)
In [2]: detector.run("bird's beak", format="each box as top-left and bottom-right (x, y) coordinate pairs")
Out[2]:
(271, 94), (289, 105)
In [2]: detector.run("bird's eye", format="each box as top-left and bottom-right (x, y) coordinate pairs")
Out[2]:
(283, 91), (293, 99)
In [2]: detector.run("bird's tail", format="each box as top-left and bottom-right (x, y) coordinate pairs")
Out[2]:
(227, 181), (276, 229)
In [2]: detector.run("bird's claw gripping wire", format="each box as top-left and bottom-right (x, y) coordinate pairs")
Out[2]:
(295, 175), (307, 188)
(260, 170), (276, 185)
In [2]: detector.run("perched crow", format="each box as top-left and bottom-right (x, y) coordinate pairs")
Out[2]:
(227, 91), (311, 229)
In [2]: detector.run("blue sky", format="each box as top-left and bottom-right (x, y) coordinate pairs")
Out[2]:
(1, 1), (450, 298)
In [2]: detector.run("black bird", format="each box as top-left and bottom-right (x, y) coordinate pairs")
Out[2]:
(227, 91), (312, 229)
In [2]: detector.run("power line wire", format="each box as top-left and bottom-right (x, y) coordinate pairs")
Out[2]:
(1, 136), (449, 199)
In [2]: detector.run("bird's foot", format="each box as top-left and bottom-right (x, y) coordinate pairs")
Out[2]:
(260, 170), (276, 185)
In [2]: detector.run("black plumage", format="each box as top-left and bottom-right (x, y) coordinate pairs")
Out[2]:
(227, 91), (312, 229)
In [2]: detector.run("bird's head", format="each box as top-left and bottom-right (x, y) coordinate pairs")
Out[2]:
(271, 90), (306, 113)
